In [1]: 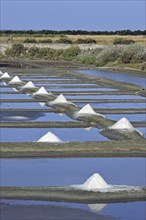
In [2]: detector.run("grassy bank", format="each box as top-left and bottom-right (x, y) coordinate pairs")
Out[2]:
(1, 186), (146, 203)
(1, 140), (146, 158)
(0, 33), (145, 72)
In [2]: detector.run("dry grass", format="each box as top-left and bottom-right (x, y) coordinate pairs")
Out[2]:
(1, 34), (145, 45)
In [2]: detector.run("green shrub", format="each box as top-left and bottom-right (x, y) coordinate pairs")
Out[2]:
(26, 46), (40, 59)
(74, 38), (96, 44)
(79, 55), (96, 64)
(96, 46), (122, 66)
(113, 38), (135, 45)
(55, 38), (72, 44)
(38, 39), (52, 43)
(62, 46), (81, 60)
(24, 38), (37, 43)
(5, 44), (26, 57)
(120, 44), (145, 63)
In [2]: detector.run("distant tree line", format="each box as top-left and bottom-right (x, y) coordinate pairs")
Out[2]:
(0, 29), (146, 35)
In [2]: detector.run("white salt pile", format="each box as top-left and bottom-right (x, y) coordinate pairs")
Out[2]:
(72, 173), (110, 191)
(50, 94), (68, 104)
(109, 117), (143, 136)
(49, 94), (77, 107)
(8, 76), (23, 85)
(71, 173), (140, 192)
(37, 131), (63, 143)
(0, 72), (11, 79)
(88, 203), (107, 213)
(75, 104), (105, 118)
(32, 86), (49, 96)
(20, 81), (37, 89)
(0, 71), (3, 75)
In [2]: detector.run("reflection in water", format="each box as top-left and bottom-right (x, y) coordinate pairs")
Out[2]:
(0, 201), (114, 220)
(0, 127), (108, 142)
(88, 203), (107, 213)
(0, 111), (45, 121)
(0, 200), (145, 220)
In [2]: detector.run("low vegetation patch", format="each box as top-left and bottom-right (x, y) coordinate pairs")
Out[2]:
(3, 43), (146, 71)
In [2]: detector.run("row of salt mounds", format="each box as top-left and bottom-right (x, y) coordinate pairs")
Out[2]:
(37, 131), (63, 143)
(108, 117), (143, 136)
(49, 94), (78, 108)
(74, 104), (105, 119)
(8, 76), (24, 86)
(71, 173), (142, 192)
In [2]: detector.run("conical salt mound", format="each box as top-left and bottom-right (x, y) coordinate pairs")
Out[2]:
(37, 131), (63, 143)
(82, 173), (109, 190)
(78, 104), (97, 115)
(33, 86), (48, 95)
(21, 81), (36, 89)
(77, 104), (105, 118)
(52, 94), (68, 104)
(0, 71), (3, 75)
(0, 72), (11, 79)
(8, 76), (22, 84)
(110, 117), (135, 130)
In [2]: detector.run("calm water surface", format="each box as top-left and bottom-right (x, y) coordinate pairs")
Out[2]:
(0, 127), (108, 142)
(75, 69), (146, 88)
(1, 158), (145, 186)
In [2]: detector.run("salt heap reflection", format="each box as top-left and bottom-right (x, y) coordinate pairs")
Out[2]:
(88, 203), (107, 213)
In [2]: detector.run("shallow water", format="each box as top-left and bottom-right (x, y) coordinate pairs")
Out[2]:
(1, 200), (145, 220)
(78, 102), (146, 109)
(0, 87), (16, 92)
(0, 127), (108, 142)
(0, 93), (32, 100)
(0, 102), (48, 109)
(49, 87), (118, 92)
(137, 127), (146, 138)
(104, 114), (146, 122)
(21, 77), (78, 81)
(36, 83), (97, 87)
(66, 94), (146, 100)
(75, 69), (146, 88)
(1, 158), (145, 186)
(0, 111), (74, 122)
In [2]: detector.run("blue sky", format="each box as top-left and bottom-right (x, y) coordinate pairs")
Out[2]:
(1, 0), (145, 31)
